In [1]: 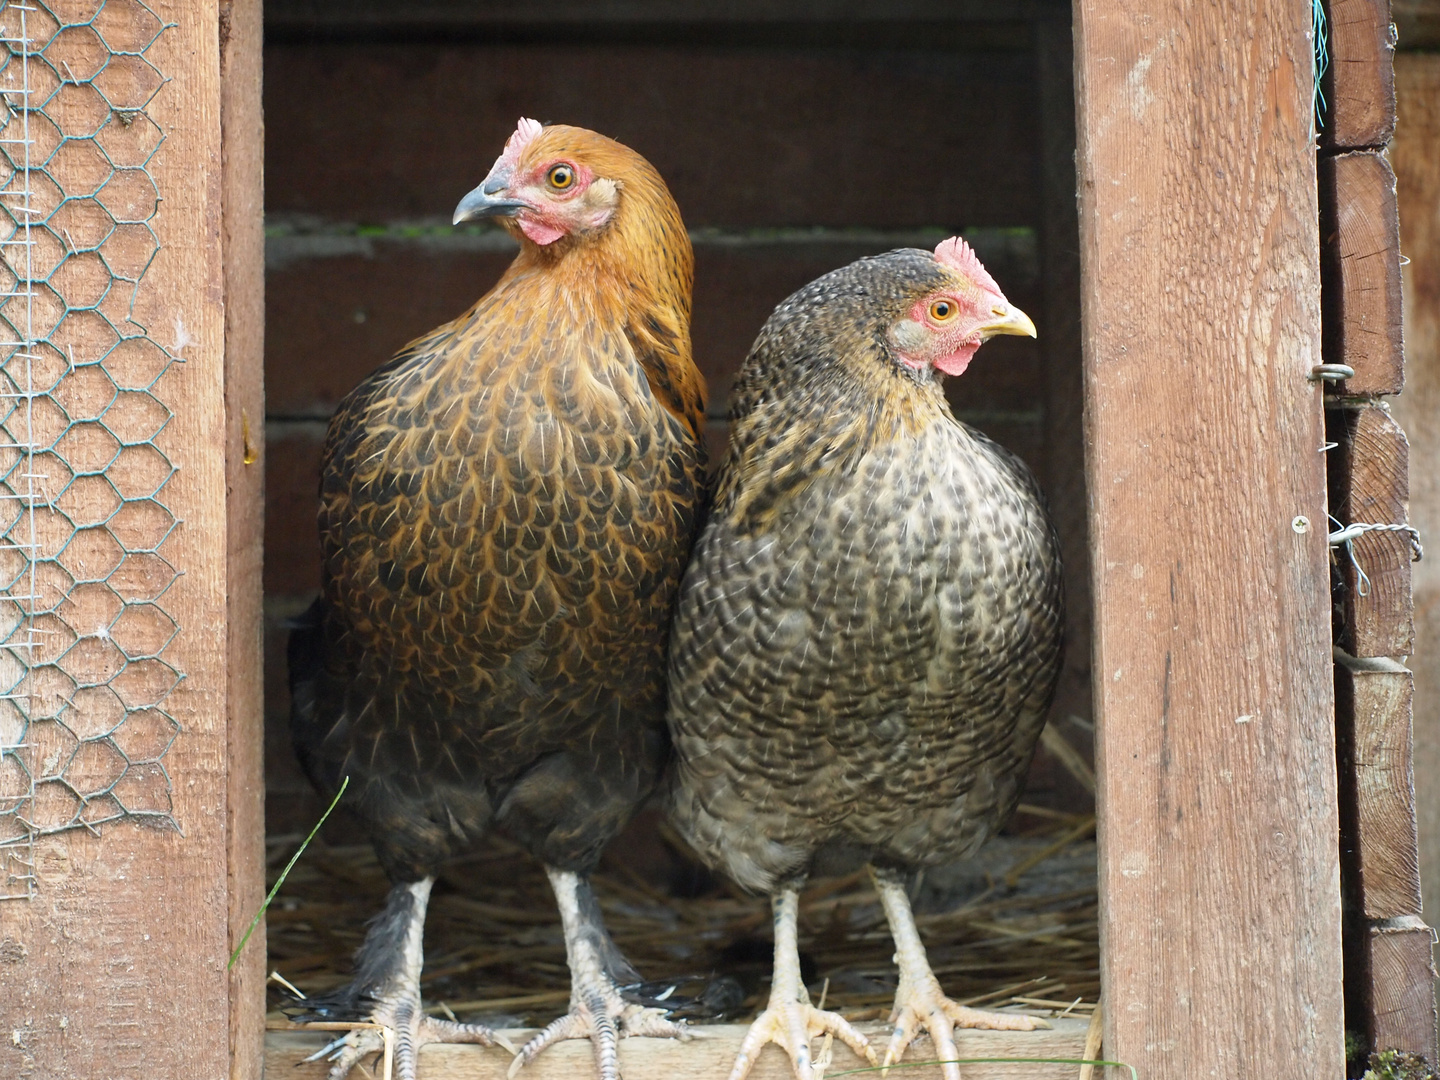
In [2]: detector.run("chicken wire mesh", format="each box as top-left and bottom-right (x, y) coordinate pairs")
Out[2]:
(0, 0), (181, 901)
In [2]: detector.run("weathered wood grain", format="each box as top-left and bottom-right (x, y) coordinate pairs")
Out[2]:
(221, 1), (266, 1077)
(0, 3), (240, 1078)
(1335, 652), (1421, 919)
(1320, 152), (1406, 394)
(1073, 0), (1344, 1076)
(266, 1021), (1094, 1080)
(1391, 48), (1440, 983)
(1329, 403), (1415, 657)
(1366, 919), (1439, 1057)
(1322, 0), (1398, 149)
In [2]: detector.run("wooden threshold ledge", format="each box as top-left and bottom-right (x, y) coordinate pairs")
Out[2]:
(267, 1018), (1094, 1079)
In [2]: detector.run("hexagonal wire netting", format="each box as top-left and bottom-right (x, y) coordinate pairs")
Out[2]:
(0, 0), (182, 900)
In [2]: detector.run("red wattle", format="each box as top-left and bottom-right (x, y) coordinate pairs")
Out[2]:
(934, 342), (979, 376)
(519, 217), (566, 246)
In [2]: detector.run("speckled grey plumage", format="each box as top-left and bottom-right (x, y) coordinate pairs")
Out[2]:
(665, 249), (1064, 895)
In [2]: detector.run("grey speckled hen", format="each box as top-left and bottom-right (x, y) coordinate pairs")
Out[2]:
(665, 239), (1064, 1080)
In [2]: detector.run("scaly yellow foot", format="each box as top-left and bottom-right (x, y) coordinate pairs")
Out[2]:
(871, 868), (1048, 1080)
(728, 886), (877, 1080)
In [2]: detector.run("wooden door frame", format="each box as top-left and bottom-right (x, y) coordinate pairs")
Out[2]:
(1074, 0), (1346, 1075)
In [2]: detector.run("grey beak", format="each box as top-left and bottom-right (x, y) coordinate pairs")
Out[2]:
(453, 183), (529, 225)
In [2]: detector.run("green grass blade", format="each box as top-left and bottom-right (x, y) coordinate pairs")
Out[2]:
(227, 775), (350, 971)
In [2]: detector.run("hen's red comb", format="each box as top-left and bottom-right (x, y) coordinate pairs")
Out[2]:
(934, 236), (1003, 297)
(501, 117), (544, 168)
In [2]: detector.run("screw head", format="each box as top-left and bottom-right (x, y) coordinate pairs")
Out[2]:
(1292, 515), (1310, 534)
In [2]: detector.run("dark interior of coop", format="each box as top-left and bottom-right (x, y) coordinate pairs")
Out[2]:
(258, 0), (1099, 1027)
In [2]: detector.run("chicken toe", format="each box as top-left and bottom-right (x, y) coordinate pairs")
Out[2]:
(296, 878), (505, 1080)
(509, 867), (688, 1080)
(872, 869), (1047, 1080)
(728, 887), (875, 1080)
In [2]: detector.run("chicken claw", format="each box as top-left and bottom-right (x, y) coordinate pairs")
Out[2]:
(510, 868), (688, 1080)
(872, 869), (1047, 1080)
(729, 887), (876, 1080)
(298, 879), (506, 1080)
(309, 1008), (503, 1080)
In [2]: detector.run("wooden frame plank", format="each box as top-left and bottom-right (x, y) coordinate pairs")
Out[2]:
(0, 3), (245, 1076)
(1366, 921), (1440, 1056)
(267, 1021), (1093, 1079)
(221, 0), (267, 1077)
(1328, 403), (1415, 657)
(1335, 652), (1421, 920)
(1321, 0), (1398, 149)
(1320, 152), (1406, 394)
(263, 0), (1070, 32)
(1073, 0), (1344, 1076)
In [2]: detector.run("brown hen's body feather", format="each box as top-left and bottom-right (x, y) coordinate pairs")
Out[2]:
(290, 127), (707, 884)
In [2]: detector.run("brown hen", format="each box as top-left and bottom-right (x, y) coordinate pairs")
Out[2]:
(288, 119), (707, 1080)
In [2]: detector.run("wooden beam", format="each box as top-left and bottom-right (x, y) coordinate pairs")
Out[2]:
(1073, 0), (1344, 1076)
(1320, 152), (1406, 395)
(1391, 48), (1440, 997)
(1335, 652), (1421, 920)
(1321, 0), (1398, 150)
(266, 1021), (1094, 1080)
(1365, 919), (1440, 1057)
(221, 0), (266, 1078)
(1328, 403), (1415, 658)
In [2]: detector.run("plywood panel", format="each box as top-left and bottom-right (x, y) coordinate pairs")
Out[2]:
(1073, 0), (1345, 1075)
(262, 44), (1040, 228)
(262, 243), (1044, 419)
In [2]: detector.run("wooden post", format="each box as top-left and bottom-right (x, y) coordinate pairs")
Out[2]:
(0, 3), (263, 1077)
(1073, 1), (1344, 1076)
(221, 0), (267, 1077)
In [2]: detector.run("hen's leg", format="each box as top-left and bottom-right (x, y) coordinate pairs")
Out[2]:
(301, 877), (503, 1080)
(510, 866), (688, 1080)
(727, 885), (876, 1080)
(871, 868), (1047, 1080)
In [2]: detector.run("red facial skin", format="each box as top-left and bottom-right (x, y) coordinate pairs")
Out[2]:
(508, 159), (602, 246)
(893, 282), (1013, 377)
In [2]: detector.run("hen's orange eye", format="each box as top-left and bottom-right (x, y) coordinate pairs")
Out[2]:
(929, 299), (957, 322)
(547, 164), (575, 190)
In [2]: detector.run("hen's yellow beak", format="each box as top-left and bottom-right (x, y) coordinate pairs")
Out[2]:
(977, 303), (1038, 340)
